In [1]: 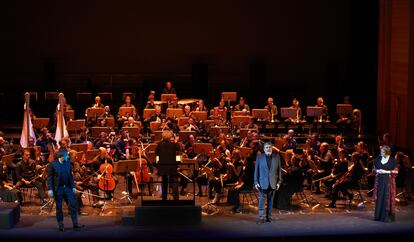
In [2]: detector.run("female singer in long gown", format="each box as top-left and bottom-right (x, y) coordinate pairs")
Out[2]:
(373, 145), (398, 222)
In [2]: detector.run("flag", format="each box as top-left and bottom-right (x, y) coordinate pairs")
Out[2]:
(20, 108), (36, 148)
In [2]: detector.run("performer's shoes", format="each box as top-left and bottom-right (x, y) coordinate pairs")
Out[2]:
(79, 211), (89, 216)
(58, 225), (65, 232)
(257, 219), (266, 224)
(266, 217), (274, 223)
(348, 194), (354, 208)
(73, 224), (85, 231)
(195, 192), (203, 197)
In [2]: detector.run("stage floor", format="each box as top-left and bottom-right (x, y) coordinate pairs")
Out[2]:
(1, 184), (413, 241)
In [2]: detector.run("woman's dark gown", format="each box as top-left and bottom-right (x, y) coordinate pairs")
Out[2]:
(374, 156), (397, 222)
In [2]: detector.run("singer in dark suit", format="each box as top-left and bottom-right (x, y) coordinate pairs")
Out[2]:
(156, 130), (181, 200)
(254, 142), (282, 224)
(47, 151), (84, 232)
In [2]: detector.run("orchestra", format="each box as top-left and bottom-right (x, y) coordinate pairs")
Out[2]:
(0, 80), (409, 218)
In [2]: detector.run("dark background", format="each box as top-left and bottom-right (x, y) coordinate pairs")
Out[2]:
(0, 0), (378, 134)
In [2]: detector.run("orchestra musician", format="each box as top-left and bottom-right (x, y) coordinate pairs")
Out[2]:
(144, 105), (165, 124)
(195, 99), (208, 112)
(234, 97), (250, 112)
(0, 158), (22, 204)
(91, 147), (116, 200)
(145, 96), (156, 109)
(168, 96), (182, 109)
(326, 152), (364, 208)
(323, 148), (349, 198)
(285, 98), (302, 123)
(264, 97), (278, 121)
(69, 150), (89, 216)
(162, 81), (177, 95)
(314, 97), (329, 122)
(36, 128), (58, 161)
(312, 142), (333, 194)
(15, 149), (47, 205)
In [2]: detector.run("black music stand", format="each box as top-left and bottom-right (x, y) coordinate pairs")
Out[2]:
(143, 109), (156, 120)
(191, 111), (207, 121)
(97, 117), (115, 128)
(281, 107), (298, 119)
(119, 107), (134, 118)
(161, 94), (177, 102)
(252, 109), (270, 121)
(336, 104), (353, 115)
(32, 118), (50, 130)
(67, 119), (85, 140)
(194, 143), (213, 155)
(166, 108), (183, 119)
(86, 108), (105, 122)
(114, 160), (138, 204)
(221, 92), (237, 108)
(124, 127), (140, 138)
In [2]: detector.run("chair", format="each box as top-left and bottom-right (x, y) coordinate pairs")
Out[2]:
(349, 180), (366, 209)
(239, 189), (258, 213)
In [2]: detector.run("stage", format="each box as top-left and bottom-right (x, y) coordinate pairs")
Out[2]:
(1, 186), (413, 241)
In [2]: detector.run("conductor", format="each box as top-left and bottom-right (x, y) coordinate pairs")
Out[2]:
(156, 130), (181, 200)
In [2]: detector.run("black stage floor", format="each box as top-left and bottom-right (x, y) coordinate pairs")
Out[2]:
(1, 185), (413, 242)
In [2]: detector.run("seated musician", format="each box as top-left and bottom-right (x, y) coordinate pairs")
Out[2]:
(85, 96), (105, 127)
(99, 106), (114, 119)
(94, 132), (110, 149)
(274, 149), (305, 210)
(117, 95), (139, 126)
(228, 141), (260, 212)
(212, 149), (244, 204)
(91, 147), (116, 200)
(314, 97), (329, 122)
(182, 105), (192, 118)
(162, 81), (177, 94)
(181, 118), (200, 133)
(196, 148), (224, 199)
(74, 127), (90, 144)
(323, 148), (349, 198)
(0, 136), (12, 155)
(285, 98), (303, 123)
(327, 152), (364, 208)
(145, 96), (156, 109)
(244, 118), (259, 131)
(195, 99), (208, 111)
(123, 116), (140, 128)
(312, 142), (333, 194)
(264, 97), (278, 121)
(113, 129), (129, 160)
(54, 96), (73, 122)
(69, 150), (91, 215)
(36, 128), (58, 161)
(144, 105), (165, 124)
(0, 159), (22, 204)
(286, 129), (297, 150)
(15, 149), (47, 205)
(58, 137), (71, 158)
(168, 96), (182, 109)
(209, 107), (226, 126)
(336, 96), (352, 125)
(234, 97), (250, 112)
(216, 99), (228, 111)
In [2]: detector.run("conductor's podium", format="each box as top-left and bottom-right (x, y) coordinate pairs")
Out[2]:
(0, 203), (20, 229)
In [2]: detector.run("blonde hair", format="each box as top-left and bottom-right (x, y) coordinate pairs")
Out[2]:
(162, 130), (173, 141)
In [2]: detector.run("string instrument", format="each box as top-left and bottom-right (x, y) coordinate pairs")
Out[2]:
(98, 158), (116, 191)
(333, 163), (355, 188)
(24, 92), (31, 147)
(135, 157), (151, 184)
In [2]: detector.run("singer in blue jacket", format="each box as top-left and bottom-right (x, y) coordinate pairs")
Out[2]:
(47, 151), (84, 232)
(254, 142), (282, 224)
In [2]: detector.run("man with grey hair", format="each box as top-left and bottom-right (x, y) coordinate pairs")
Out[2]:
(254, 142), (282, 224)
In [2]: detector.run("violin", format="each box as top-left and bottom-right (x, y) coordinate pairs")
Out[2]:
(98, 158), (116, 191)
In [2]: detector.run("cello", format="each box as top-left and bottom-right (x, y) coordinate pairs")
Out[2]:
(98, 157), (116, 191)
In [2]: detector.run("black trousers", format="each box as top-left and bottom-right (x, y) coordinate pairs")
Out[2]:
(161, 175), (179, 200)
